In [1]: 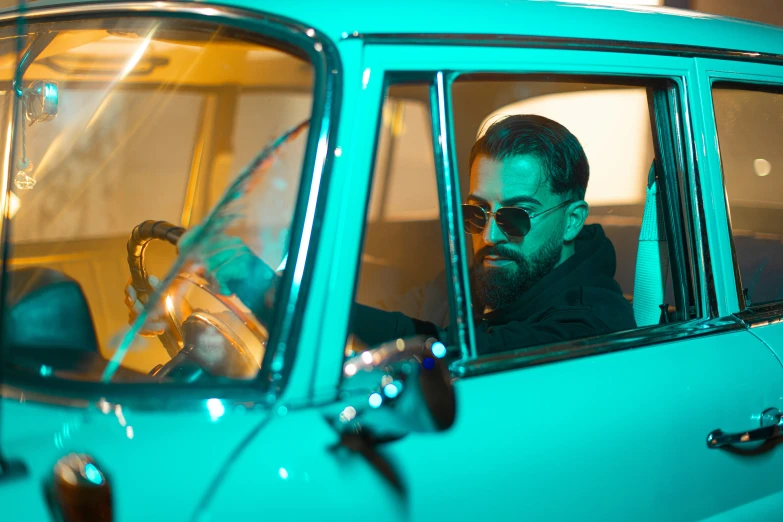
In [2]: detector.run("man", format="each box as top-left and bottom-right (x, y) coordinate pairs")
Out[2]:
(127, 115), (635, 356)
(351, 115), (636, 354)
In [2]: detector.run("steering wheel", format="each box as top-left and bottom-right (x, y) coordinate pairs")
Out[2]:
(126, 220), (268, 381)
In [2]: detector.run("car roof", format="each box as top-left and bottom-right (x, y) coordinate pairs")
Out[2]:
(256, 0), (783, 58)
(3, 0), (783, 58)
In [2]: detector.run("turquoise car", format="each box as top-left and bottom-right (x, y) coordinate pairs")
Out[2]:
(2, 0), (783, 520)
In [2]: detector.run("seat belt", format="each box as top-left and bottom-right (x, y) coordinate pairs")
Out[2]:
(633, 164), (670, 327)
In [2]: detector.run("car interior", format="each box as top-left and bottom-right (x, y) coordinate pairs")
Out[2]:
(2, 20), (313, 380)
(356, 77), (783, 345)
(355, 80), (676, 333)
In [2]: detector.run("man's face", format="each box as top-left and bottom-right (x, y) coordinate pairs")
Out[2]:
(468, 154), (568, 311)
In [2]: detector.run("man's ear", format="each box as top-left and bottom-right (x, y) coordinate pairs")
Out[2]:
(563, 200), (589, 242)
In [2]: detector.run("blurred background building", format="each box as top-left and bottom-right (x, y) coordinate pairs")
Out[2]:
(604, 0), (783, 26)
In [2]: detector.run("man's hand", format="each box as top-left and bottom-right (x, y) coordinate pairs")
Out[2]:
(123, 226), (278, 336)
(124, 274), (168, 337)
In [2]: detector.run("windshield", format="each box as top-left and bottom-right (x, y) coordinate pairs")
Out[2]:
(1, 17), (317, 384)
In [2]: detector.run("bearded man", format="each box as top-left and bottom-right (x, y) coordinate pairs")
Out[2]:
(352, 114), (636, 355)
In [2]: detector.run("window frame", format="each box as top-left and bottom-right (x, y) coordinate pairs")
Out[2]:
(345, 72), (475, 362)
(447, 73), (698, 321)
(445, 73), (700, 375)
(700, 62), (783, 326)
(347, 41), (730, 381)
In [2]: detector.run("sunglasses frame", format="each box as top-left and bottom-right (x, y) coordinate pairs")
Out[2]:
(461, 199), (575, 238)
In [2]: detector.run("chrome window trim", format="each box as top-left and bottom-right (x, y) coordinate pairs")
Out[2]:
(430, 72), (476, 359)
(668, 79), (715, 319)
(710, 79), (747, 314)
(739, 303), (783, 328)
(0, 1), (342, 406)
(648, 80), (703, 321)
(451, 316), (745, 379)
(685, 117), (718, 319)
(344, 33), (783, 67)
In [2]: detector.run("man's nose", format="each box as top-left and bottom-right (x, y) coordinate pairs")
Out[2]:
(481, 213), (507, 246)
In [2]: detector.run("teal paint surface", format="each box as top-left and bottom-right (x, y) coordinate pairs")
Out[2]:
(1, 1), (783, 521)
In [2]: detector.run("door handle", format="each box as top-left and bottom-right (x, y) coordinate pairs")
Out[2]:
(707, 408), (783, 449)
(46, 454), (113, 521)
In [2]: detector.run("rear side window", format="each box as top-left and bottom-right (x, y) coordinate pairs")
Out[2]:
(713, 83), (783, 307)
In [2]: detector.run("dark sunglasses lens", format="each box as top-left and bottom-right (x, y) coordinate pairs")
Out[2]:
(462, 205), (486, 234)
(496, 207), (531, 237)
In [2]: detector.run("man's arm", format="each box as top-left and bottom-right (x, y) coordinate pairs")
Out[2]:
(372, 270), (450, 328)
(351, 303), (442, 348)
(472, 310), (613, 356)
(181, 234), (616, 355)
(351, 305), (615, 356)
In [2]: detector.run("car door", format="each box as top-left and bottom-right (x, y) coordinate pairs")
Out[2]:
(697, 58), (783, 372)
(335, 41), (783, 521)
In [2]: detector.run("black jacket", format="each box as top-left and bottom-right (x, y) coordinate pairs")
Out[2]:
(352, 224), (636, 355)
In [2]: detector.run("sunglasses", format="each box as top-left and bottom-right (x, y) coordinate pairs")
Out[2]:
(461, 199), (574, 238)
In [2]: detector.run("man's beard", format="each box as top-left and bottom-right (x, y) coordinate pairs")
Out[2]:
(470, 235), (563, 312)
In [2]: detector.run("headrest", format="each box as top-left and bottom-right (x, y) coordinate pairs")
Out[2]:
(5, 266), (99, 352)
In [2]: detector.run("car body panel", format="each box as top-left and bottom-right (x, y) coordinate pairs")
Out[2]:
(1, 398), (404, 521)
(694, 57), (783, 352)
(128, 0), (783, 58)
(204, 408), (406, 522)
(384, 331), (783, 521)
(2, 1), (783, 520)
(1, 399), (268, 521)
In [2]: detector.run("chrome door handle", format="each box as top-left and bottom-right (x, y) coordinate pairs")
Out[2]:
(707, 408), (783, 449)
(47, 454), (113, 521)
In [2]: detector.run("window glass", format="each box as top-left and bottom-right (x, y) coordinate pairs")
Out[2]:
(4, 18), (315, 383)
(450, 76), (680, 356)
(13, 89), (200, 242)
(713, 83), (783, 306)
(348, 84), (448, 354)
(347, 75), (686, 362)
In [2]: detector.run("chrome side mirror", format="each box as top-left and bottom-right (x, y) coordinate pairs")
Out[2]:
(331, 336), (456, 439)
(25, 80), (59, 123)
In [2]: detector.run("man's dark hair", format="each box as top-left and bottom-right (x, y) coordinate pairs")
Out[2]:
(469, 114), (589, 200)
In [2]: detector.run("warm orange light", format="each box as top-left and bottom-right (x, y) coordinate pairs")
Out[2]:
(7, 192), (21, 219)
(165, 295), (175, 316)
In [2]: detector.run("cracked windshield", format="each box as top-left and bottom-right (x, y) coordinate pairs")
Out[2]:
(3, 18), (314, 383)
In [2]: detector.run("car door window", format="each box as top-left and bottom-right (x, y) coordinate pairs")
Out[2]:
(347, 73), (696, 362)
(347, 82), (449, 355)
(449, 75), (693, 357)
(712, 82), (783, 308)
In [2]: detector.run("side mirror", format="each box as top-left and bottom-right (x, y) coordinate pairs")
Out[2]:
(331, 336), (456, 439)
